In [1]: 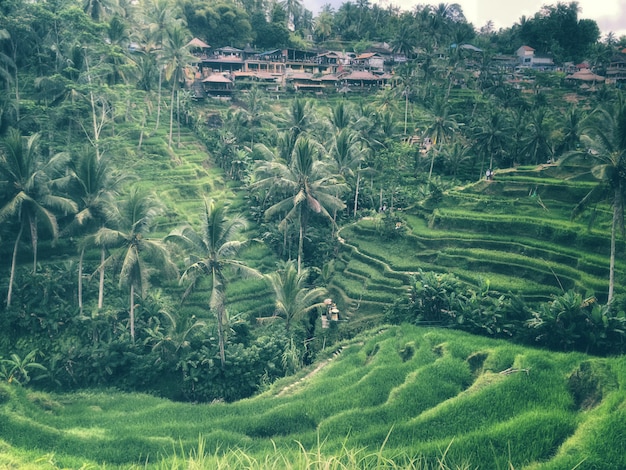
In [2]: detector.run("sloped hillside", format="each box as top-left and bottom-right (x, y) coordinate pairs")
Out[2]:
(330, 163), (623, 321)
(0, 325), (624, 468)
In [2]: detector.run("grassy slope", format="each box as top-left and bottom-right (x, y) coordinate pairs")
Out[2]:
(328, 162), (624, 321)
(0, 325), (625, 469)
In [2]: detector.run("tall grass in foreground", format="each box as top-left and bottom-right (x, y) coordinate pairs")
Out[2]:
(151, 435), (477, 470)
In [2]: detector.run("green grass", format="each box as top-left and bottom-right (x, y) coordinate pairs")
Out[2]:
(1, 325), (624, 469)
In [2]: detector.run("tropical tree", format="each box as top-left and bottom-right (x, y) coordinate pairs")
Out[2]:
(314, 11), (333, 42)
(62, 147), (128, 313)
(556, 105), (587, 155)
(254, 136), (346, 273)
(0, 129), (77, 307)
(94, 186), (176, 341)
(83, 0), (119, 22)
(522, 107), (554, 165)
(472, 107), (512, 176)
(167, 199), (261, 368)
(423, 97), (459, 184)
(393, 64), (417, 135)
(267, 260), (326, 332)
(160, 24), (194, 149)
(560, 98), (626, 304)
(391, 22), (418, 61)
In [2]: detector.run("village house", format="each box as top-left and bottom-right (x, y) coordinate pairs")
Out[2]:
(515, 45), (555, 71)
(606, 49), (626, 85)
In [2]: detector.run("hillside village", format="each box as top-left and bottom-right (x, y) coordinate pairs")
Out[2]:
(181, 40), (626, 97)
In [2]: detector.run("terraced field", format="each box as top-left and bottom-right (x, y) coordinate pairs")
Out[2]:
(329, 164), (623, 322)
(2, 325), (625, 468)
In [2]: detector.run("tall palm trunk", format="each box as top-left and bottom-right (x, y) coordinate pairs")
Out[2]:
(155, 68), (162, 131)
(29, 214), (38, 272)
(297, 210), (304, 274)
(168, 80), (176, 149)
(353, 169), (361, 217)
(608, 189), (619, 304)
(78, 246), (85, 314)
(129, 283), (135, 341)
(7, 222), (24, 307)
(98, 247), (105, 309)
(217, 303), (226, 368)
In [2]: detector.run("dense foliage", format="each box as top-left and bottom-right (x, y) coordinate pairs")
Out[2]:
(0, 0), (625, 409)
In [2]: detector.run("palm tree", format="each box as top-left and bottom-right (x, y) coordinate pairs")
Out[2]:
(329, 101), (354, 131)
(63, 147), (128, 313)
(472, 107), (512, 177)
(314, 11), (333, 42)
(0, 129), (77, 307)
(391, 22), (418, 61)
(254, 136), (346, 273)
(281, 98), (313, 141)
(267, 260), (326, 331)
(393, 64), (417, 135)
(560, 99), (626, 304)
(95, 186), (176, 341)
(423, 97), (458, 184)
(160, 25), (195, 149)
(329, 128), (366, 217)
(440, 141), (473, 179)
(167, 199), (261, 368)
(556, 105), (587, 155)
(281, 0), (302, 30)
(522, 108), (553, 165)
(83, 0), (119, 22)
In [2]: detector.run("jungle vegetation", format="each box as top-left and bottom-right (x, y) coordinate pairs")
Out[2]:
(1, 0), (626, 467)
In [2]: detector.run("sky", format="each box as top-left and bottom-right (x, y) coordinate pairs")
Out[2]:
(308, 0), (626, 39)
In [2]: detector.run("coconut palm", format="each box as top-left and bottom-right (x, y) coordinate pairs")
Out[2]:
(423, 97), (459, 184)
(62, 147), (129, 313)
(167, 199), (261, 368)
(267, 260), (326, 331)
(0, 129), (77, 307)
(160, 25), (195, 149)
(254, 136), (346, 273)
(522, 107), (554, 165)
(328, 128), (366, 217)
(472, 107), (512, 177)
(560, 98), (626, 304)
(95, 186), (176, 341)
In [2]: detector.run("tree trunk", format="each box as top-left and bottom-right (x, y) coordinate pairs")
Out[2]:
(297, 211), (304, 275)
(130, 283), (135, 341)
(29, 214), (38, 273)
(98, 247), (105, 309)
(7, 222), (24, 307)
(78, 246), (85, 315)
(217, 304), (226, 368)
(168, 81), (176, 149)
(608, 192), (618, 304)
(353, 169), (361, 217)
(176, 89), (181, 148)
(155, 69), (162, 131)
(404, 88), (409, 135)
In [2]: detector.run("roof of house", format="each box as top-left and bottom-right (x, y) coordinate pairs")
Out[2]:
(202, 74), (233, 83)
(566, 69), (605, 81)
(343, 70), (380, 81)
(356, 52), (382, 60)
(459, 44), (483, 53)
(518, 45), (535, 52)
(188, 38), (210, 49)
(217, 46), (242, 53)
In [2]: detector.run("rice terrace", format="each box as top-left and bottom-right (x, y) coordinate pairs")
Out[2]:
(1, 0), (626, 468)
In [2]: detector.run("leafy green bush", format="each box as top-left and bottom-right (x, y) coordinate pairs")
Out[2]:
(527, 291), (626, 354)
